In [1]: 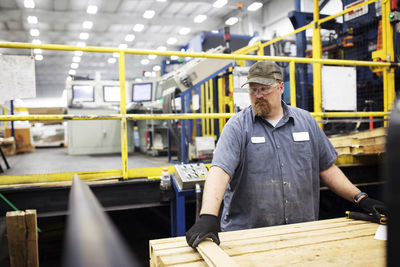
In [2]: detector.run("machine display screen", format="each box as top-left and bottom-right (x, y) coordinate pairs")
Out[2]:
(132, 83), (152, 102)
(103, 86), (121, 102)
(72, 85), (94, 102)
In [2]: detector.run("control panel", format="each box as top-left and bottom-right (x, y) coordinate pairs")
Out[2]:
(173, 163), (208, 190)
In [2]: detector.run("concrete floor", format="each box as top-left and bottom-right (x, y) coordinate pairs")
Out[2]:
(1, 147), (172, 176)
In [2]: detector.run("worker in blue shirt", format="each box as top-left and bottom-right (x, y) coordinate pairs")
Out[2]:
(186, 61), (386, 248)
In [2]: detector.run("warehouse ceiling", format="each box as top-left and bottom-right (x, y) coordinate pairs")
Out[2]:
(0, 0), (265, 97)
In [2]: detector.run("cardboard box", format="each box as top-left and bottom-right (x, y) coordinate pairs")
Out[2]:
(5, 128), (35, 153)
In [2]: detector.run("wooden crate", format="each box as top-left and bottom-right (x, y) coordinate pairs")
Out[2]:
(149, 218), (385, 266)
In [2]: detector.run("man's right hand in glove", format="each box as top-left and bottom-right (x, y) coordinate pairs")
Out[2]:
(185, 214), (220, 248)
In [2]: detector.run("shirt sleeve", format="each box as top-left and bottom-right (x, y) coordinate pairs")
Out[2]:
(311, 115), (337, 171)
(211, 116), (243, 178)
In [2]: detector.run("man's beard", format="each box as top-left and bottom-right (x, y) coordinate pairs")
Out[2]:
(253, 98), (271, 117)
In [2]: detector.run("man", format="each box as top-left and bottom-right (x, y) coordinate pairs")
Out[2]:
(186, 61), (386, 248)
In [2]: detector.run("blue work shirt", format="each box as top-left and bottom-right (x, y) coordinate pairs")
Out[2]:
(211, 101), (337, 231)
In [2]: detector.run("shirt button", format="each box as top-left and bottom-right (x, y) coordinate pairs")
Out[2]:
(285, 218), (289, 223)
(277, 145), (281, 149)
(281, 163), (284, 167)
(283, 181), (288, 185)
(285, 200), (289, 204)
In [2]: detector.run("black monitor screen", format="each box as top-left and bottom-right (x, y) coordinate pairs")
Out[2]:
(103, 86), (121, 102)
(72, 85), (94, 102)
(132, 83), (152, 102)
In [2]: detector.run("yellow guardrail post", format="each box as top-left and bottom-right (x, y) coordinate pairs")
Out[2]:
(201, 84), (206, 136)
(382, 0), (395, 127)
(289, 61), (297, 107)
(313, 0), (323, 128)
(119, 51), (129, 180)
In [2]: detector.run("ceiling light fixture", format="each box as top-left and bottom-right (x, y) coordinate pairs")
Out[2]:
(71, 63), (79, 69)
(75, 51), (83, 56)
(118, 44), (128, 49)
(108, 58), (116, 64)
(141, 59), (150, 65)
(77, 42), (86, 47)
(34, 54), (43, 61)
(87, 5), (98, 14)
(27, 16), (38, 24)
(24, 0), (35, 8)
(153, 65), (161, 71)
(179, 27), (191, 35)
(194, 14), (207, 23)
(113, 52), (120, 58)
(125, 34), (135, 42)
(72, 56), (81, 63)
(79, 32), (89, 40)
(170, 55), (179, 60)
(143, 10), (155, 19)
(135, 78), (143, 82)
(247, 2), (263, 11)
(166, 37), (177, 45)
(33, 48), (42, 54)
(82, 21), (93, 29)
(225, 17), (239, 25)
(211, 30), (219, 34)
(157, 46), (167, 51)
(148, 54), (157, 60)
(213, 0), (227, 8)
(31, 39), (41, 45)
(69, 69), (76, 75)
(133, 24), (145, 32)
(156, 0), (167, 2)
(30, 29), (40, 36)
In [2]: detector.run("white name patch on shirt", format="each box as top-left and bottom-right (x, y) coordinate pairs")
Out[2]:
(251, 136), (266, 144)
(292, 132), (310, 141)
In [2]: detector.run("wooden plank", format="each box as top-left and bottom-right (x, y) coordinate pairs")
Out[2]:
(335, 146), (351, 155)
(329, 137), (359, 147)
(25, 210), (39, 267)
(6, 211), (27, 267)
(197, 240), (239, 267)
(359, 136), (386, 146)
(351, 144), (386, 155)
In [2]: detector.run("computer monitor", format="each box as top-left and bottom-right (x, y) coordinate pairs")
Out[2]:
(103, 85), (121, 102)
(72, 85), (94, 102)
(132, 83), (153, 102)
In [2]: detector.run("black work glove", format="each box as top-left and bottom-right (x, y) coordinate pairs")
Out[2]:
(185, 214), (220, 248)
(358, 197), (387, 219)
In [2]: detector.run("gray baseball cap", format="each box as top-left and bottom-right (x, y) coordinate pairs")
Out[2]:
(242, 61), (283, 87)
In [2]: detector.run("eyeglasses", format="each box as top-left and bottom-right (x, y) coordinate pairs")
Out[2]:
(248, 82), (280, 96)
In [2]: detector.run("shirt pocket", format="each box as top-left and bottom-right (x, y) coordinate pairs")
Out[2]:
(292, 141), (312, 169)
(246, 141), (274, 174)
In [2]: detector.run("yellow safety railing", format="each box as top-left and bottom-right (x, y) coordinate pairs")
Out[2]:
(0, 0), (396, 184)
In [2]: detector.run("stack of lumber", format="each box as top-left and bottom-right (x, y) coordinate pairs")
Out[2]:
(328, 127), (387, 156)
(149, 218), (385, 266)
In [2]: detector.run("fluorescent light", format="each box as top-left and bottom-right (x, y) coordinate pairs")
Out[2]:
(27, 16), (38, 24)
(225, 17), (239, 25)
(125, 34), (135, 42)
(31, 39), (41, 45)
(144, 71), (152, 77)
(213, 0), (227, 8)
(24, 0), (35, 8)
(166, 37), (177, 45)
(72, 56), (81, 63)
(194, 14), (207, 23)
(30, 29), (40, 36)
(113, 52), (120, 58)
(69, 69), (76, 75)
(211, 30), (219, 34)
(71, 63), (79, 69)
(82, 21), (93, 29)
(74, 50), (83, 56)
(170, 55), (179, 60)
(87, 5), (98, 14)
(34, 54), (43, 61)
(153, 65), (161, 71)
(118, 43), (128, 49)
(156, 0), (167, 2)
(77, 42), (86, 47)
(148, 54), (157, 60)
(108, 57), (116, 64)
(33, 48), (42, 54)
(141, 59), (150, 65)
(179, 27), (191, 35)
(247, 2), (263, 11)
(133, 24), (144, 32)
(157, 46), (167, 51)
(79, 32), (89, 40)
(135, 78), (142, 82)
(143, 10), (155, 19)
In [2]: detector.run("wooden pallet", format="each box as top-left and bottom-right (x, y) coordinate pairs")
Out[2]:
(329, 127), (387, 156)
(149, 218), (385, 266)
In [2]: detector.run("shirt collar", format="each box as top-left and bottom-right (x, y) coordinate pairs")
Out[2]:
(250, 100), (295, 125)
